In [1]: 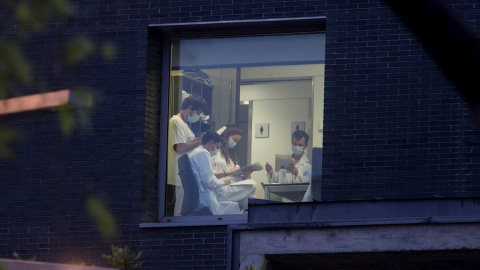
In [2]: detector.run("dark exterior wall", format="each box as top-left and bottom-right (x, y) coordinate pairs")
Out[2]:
(143, 28), (163, 223)
(322, 1), (480, 201)
(1, 0), (480, 270)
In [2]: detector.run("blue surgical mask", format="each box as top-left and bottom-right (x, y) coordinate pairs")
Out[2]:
(209, 148), (218, 157)
(228, 138), (237, 149)
(292, 145), (304, 155)
(187, 113), (200, 123)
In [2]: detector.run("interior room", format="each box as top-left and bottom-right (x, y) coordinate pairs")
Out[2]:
(166, 33), (325, 214)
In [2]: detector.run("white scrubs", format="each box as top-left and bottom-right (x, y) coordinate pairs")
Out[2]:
(267, 154), (311, 184)
(189, 146), (240, 215)
(212, 153), (256, 210)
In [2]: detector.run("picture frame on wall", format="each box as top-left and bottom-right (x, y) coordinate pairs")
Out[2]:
(291, 121), (305, 134)
(255, 123), (269, 138)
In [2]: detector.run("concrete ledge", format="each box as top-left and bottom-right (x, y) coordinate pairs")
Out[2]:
(247, 197), (480, 226)
(0, 90), (92, 116)
(0, 259), (116, 270)
(237, 223), (480, 269)
(233, 197), (480, 269)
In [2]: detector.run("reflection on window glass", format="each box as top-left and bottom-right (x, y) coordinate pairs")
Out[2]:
(166, 33), (325, 216)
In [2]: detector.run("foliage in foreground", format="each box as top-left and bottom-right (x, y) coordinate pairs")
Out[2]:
(0, 0), (116, 158)
(245, 260), (269, 270)
(103, 245), (143, 270)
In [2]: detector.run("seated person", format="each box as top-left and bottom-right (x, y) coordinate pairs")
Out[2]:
(189, 131), (252, 215)
(265, 130), (311, 184)
(212, 126), (257, 210)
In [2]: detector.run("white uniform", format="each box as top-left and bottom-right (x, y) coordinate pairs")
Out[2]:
(302, 183), (313, 202)
(189, 146), (240, 215)
(212, 153), (239, 181)
(212, 153), (256, 210)
(268, 154), (310, 184)
(168, 114), (196, 216)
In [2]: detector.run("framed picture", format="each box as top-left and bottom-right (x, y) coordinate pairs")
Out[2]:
(255, 123), (269, 138)
(291, 121), (305, 134)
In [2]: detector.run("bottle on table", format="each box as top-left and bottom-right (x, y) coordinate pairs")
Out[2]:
(279, 164), (287, 184)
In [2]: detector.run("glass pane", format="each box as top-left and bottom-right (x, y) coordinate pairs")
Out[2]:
(166, 33), (325, 217)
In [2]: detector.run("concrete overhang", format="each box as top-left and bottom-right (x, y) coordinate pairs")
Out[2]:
(246, 197), (480, 227)
(230, 197), (480, 270)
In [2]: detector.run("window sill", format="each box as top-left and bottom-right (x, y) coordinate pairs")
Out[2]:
(139, 214), (248, 228)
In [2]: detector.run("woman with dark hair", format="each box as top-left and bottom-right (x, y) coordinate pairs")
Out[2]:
(213, 127), (244, 179)
(211, 126), (256, 211)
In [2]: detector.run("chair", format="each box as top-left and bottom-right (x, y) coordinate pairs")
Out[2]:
(177, 154), (213, 216)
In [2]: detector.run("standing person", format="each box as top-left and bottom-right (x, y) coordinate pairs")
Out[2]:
(189, 131), (241, 215)
(265, 130), (311, 184)
(168, 95), (207, 216)
(212, 126), (256, 210)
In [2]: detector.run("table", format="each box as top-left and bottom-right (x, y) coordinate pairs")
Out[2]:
(261, 182), (309, 202)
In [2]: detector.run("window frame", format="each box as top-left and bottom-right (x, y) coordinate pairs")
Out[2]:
(152, 17), (326, 226)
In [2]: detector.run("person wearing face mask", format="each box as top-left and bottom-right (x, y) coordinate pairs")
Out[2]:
(265, 130), (311, 185)
(168, 95), (207, 216)
(213, 127), (248, 180)
(188, 131), (241, 215)
(211, 126), (257, 210)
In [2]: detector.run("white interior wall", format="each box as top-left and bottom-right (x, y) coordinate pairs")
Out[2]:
(206, 64), (324, 199)
(241, 65), (322, 80)
(240, 80), (311, 101)
(241, 64), (324, 150)
(312, 75), (324, 147)
(249, 98), (310, 199)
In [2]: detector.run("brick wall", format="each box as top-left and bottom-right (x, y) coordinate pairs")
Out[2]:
(322, 1), (480, 201)
(140, 226), (228, 269)
(1, 0), (480, 269)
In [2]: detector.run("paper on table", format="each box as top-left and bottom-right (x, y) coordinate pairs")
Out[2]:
(230, 179), (257, 186)
(232, 162), (264, 177)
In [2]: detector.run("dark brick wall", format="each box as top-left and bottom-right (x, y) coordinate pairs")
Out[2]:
(143, 28), (163, 223)
(140, 226), (228, 269)
(322, 1), (480, 201)
(1, 0), (480, 270)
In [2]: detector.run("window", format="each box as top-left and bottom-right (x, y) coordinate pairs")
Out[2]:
(154, 18), (326, 224)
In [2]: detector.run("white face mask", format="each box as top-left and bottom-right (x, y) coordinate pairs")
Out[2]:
(228, 138), (237, 149)
(292, 145), (304, 155)
(187, 113), (200, 123)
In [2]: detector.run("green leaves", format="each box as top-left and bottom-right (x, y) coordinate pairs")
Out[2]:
(102, 245), (143, 270)
(57, 104), (75, 134)
(15, 2), (32, 27)
(56, 88), (93, 134)
(0, 0), (118, 170)
(14, 0), (74, 33)
(64, 36), (95, 65)
(101, 42), (117, 60)
(245, 260), (269, 270)
(0, 40), (32, 84)
(0, 126), (16, 158)
(0, 40), (32, 98)
(50, 0), (74, 17)
(13, 251), (36, 261)
(85, 197), (118, 240)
